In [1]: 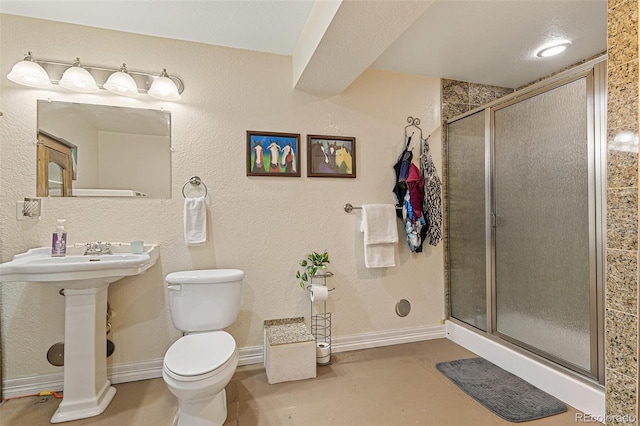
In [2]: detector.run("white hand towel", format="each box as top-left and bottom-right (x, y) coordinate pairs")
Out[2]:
(360, 204), (398, 268)
(184, 196), (207, 245)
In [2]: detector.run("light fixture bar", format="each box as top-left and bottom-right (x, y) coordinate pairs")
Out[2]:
(10, 56), (184, 95)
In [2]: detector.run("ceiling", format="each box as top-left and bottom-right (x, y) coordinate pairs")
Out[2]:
(0, 0), (607, 91)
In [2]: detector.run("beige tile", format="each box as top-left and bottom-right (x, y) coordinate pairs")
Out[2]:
(606, 188), (639, 251)
(442, 103), (470, 122)
(605, 309), (639, 378)
(442, 79), (469, 105)
(493, 86), (515, 100)
(469, 84), (494, 107)
(607, 60), (639, 131)
(605, 368), (638, 424)
(607, 150), (638, 190)
(607, 0), (638, 68)
(606, 249), (639, 314)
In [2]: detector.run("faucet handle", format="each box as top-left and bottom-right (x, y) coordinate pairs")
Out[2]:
(84, 242), (97, 255)
(103, 242), (112, 254)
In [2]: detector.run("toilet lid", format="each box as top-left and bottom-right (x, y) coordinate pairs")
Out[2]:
(164, 331), (236, 377)
(166, 269), (244, 284)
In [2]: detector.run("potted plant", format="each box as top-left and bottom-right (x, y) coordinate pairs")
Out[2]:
(296, 250), (330, 289)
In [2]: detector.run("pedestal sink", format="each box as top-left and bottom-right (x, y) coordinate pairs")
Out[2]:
(0, 243), (159, 423)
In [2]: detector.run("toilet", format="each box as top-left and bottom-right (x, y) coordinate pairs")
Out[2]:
(162, 269), (244, 426)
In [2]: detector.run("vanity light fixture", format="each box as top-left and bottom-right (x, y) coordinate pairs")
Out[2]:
(535, 41), (572, 58)
(6, 52), (53, 89)
(104, 63), (139, 97)
(148, 69), (182, 101)
(6, 52), (184, 100)
(59, 58), (100, 93)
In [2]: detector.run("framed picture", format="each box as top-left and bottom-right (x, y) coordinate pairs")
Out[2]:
(246, 131), (301, 177)
(307, 135), (356, 178)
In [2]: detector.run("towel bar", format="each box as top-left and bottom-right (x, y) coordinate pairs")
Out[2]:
(343, 203), (402, 213)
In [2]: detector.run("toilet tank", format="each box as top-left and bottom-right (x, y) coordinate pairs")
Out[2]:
(166, 269), (243, 332)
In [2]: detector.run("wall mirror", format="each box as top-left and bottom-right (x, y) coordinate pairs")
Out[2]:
(37, 100), (172, 198)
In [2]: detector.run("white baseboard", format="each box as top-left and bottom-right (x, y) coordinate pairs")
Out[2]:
(237, 344), (264, 366)
(2, 371), (64, 398)
(2, 324), (445, 399)
(331, 324), (445, 353)
(445, 320), (605, 420)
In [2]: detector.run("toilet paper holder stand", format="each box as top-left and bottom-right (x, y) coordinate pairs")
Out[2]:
(307, 274), (334, 365)
(306, 285), (336, 293)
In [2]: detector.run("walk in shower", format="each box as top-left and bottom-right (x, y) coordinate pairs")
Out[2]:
(447, 58), (606, 384)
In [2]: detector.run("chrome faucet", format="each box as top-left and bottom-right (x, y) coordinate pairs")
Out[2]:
(84, 241), (112, 256)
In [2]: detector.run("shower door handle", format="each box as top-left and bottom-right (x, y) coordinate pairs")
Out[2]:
(491, 213), (497, 228)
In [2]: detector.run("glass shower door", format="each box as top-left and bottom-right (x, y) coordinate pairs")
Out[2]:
(448, 111), (488, 331)
(492, 76), (594, 372)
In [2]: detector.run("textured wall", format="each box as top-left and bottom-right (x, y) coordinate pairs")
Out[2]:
(0, 14), (444, 382)
(606, 0), (640, 422)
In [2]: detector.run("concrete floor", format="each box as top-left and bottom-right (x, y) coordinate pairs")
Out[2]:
(0, 339), (586, 425)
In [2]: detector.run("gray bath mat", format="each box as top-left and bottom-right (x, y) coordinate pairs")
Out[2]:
(436, 357), (567, 422)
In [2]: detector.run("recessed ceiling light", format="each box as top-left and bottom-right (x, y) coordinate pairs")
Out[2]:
(536, 41), (571, 58)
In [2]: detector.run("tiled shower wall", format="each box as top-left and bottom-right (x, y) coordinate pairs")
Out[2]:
(606, 0), (639, 422)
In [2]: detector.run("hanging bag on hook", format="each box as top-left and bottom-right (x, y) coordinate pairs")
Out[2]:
(392, 134), (413, 219)
(422, 135), (442, 246)
(393, 117), (429, 252)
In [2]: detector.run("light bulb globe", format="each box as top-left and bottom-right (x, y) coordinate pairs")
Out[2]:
(59, 64), (99, 93)
(148, 70), (181, 101)
(7, 59), (52, 88)
(104, 71), (139, 97)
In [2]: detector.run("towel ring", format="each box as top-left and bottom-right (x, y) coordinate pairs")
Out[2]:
(182, 176), (208, 198)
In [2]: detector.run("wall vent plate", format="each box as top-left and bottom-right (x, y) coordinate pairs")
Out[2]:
(395, 299), (411, 317)
(47, 342), (65, 366)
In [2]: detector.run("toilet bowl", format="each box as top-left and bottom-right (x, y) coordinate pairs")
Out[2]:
(163, 332), (238, 426)
(162, 269), (244, 426)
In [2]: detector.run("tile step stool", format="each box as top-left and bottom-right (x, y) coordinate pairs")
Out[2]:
(264, 317), (316, 384)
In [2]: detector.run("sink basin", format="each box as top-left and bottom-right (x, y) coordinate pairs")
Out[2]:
(0, 244), (159, 288)
(0, 242), (159, 423)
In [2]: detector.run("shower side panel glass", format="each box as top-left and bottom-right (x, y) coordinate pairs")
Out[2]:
(448, 111), (487, 331)
(493, 77), (592, 371)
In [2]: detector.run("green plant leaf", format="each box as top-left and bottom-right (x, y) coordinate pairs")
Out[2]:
(297, 250), (330, 289)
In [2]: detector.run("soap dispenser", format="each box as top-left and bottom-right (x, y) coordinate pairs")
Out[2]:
(51, 219), (67, 257)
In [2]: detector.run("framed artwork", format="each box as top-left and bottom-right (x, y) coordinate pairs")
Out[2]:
(246, 131), (301, 177)
(307, 135), (356, 178)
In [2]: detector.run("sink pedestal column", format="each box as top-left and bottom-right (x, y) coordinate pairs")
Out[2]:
(51, 283), (116, 423)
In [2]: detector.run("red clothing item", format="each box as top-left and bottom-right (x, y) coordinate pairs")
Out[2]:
(406, 163), (424, 219)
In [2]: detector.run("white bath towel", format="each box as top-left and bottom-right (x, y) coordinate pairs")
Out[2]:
(360, 204), (398, 268)
(184, 196), (207, 245)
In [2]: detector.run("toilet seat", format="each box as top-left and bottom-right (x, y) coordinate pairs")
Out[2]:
(164, 331), (237, 381)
